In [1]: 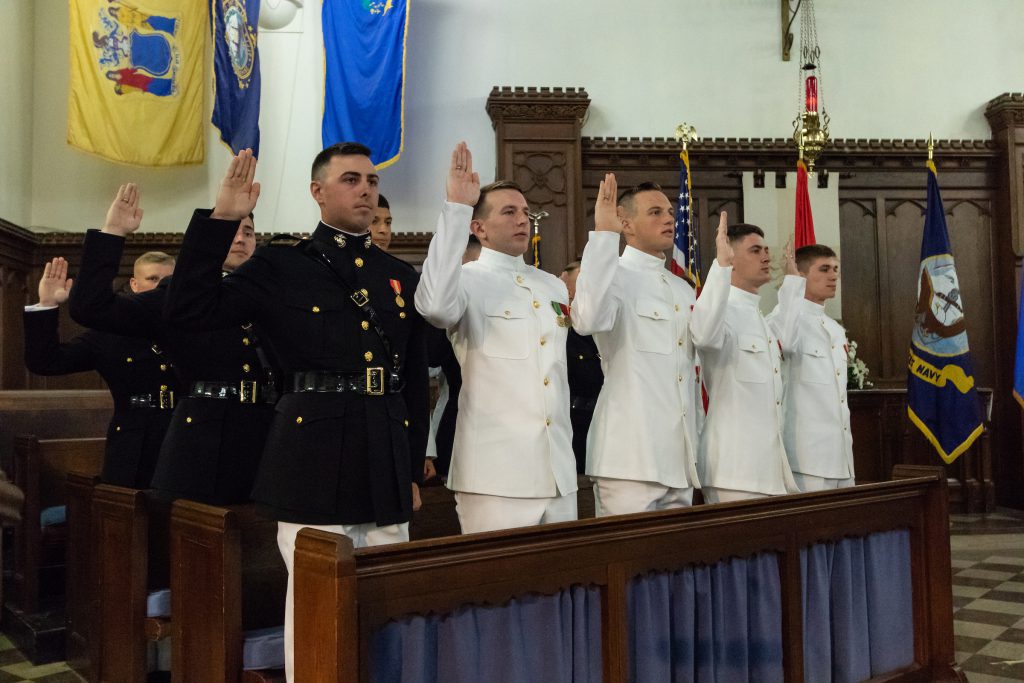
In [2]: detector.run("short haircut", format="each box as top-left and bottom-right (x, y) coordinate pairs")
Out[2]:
(795, 244), (838, 273)
(466, 233), (481, 248)
(134, 251), (175, 268)
(473, 180), (525, 220)
(311, 142), (372, 181)
(377, 194), (390, 210)
(617, 182), (664, 216)
(562, 260), (581, 273)
(727, 223), (765, 244)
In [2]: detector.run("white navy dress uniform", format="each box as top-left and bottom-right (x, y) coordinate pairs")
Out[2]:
(414, 202), (578, 533)
(689, 261), (798, 502)
(768, 275), (855, 491)
(572, 232), (700, 515)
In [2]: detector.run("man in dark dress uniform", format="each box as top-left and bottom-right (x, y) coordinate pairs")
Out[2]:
(162, 145), (429, 682)
(69, 184), (274, 505)
(25, 254), (178, 488)
(561, 261), (604, 474)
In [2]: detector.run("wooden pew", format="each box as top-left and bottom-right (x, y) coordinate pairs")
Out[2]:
(64, 472), (99, 680)
(293, 469), (962, 683)
(0, 391), (111, 472)
(6, 435), (105, 663)
(170, 500), (288, 682)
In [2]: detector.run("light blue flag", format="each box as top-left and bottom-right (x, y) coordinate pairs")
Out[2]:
(322, 0), (409, 168)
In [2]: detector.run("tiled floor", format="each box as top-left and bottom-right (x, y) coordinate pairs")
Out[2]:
(951, 510), (1024, 682)
(1, 510), (1022, 681)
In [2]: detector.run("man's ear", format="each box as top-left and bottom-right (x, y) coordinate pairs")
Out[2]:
(470, 219), (485, 243)
(309, 180), (323, 205)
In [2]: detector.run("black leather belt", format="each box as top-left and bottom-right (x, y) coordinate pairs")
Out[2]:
(286, 369), (404, 396)
(189, 380), (272, 404)
(128, 388), (175, 410)
(571, 397), (598, 412)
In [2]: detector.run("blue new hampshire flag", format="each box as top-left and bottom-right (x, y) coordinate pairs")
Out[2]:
(906, 160), (984, 463)
(322, 0), (409, 168)
(211, 0), (261, 155)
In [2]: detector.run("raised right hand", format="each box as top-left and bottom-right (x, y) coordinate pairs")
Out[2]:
(714, 211), (733, 267)
(593, 173), (621, 232)
(212, 149), (261, 220)
(38, 257), (73, 307)
(103, 183), (143, 237)
(446, 142), (481, 207)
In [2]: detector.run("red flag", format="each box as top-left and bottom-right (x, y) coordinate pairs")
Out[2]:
(795, 159), (817, 248)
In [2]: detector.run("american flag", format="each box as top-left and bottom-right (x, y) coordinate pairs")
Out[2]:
(670, 150), (701, 291)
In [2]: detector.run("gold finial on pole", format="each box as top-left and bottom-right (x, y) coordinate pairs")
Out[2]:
(927, 133), (934, 161)
(674, 123), (699, 152)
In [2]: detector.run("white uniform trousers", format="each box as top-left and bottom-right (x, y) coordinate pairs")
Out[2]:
(277, 521), (408, 683)
(592, 477), (694, 517)
(792, 473), (856, 492)
(455, 491), (577, 534)
(702, 488), (770, 504)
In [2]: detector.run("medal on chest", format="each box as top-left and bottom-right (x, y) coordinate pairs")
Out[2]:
(389, 279), (405, 308)
(550, 301), (572, 328)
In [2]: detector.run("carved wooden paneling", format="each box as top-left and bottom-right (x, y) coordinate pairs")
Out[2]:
(487, 87), (590, 274)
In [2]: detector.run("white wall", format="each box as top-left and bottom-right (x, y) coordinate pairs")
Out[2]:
(0, 2), (36, 228)
(5, 0), (1023, 234)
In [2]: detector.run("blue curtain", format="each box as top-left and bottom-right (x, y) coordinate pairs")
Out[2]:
(628, 552), (784, 683)
(370, 584), (602, 683)
(801, 529), (914, 682)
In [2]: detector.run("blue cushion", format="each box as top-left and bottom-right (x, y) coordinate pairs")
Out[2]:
(146, 589), (171, 618)
(40, 505), (66, 526)
(243, 625), (285, 670)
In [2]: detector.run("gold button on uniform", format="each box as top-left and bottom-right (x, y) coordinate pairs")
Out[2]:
(186, 417), (192, 424)
(160, 364), (168, 371)
(516, 275), (524, 284)
(361, 321), (370, 330)
(545, 418), (551, 426)
(355, 257), (364, 268)
(243, 337), (250, 345)
(399, 312), (407, 319)
(543, 378), (550, 386)
(533, 300), (540, 308)
(296, 416), (303, 424)
(540, 338), (546, 346)
(364, 351), (373, 362)
(160, 385), (168, 391)
(242, 364), (251, 373)
(403, 420), (409, 427)
(311, 306), (320, 313)
(115, 426), (121, 432)
(677, 340), (683, 347)
(125, 357), (133, 363)
(675, 304), (680, 312)
(578, 355), (584, 360)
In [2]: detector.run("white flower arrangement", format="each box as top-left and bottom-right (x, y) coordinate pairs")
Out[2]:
(847, 339), (873, 390)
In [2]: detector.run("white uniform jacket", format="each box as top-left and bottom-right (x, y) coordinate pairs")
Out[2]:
(689, 261), (797, 495)
(768, 276), (855, 479)
(571, 233), (700, 489)
(414, 202), (577, 499)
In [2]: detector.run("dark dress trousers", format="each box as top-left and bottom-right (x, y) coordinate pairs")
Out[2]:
(425, 326), (461, 478)
(23, 307), (177, 488)
(68, 230), (274, 505)
(164, 212), (430, 527)
(566, 328), (604, 474)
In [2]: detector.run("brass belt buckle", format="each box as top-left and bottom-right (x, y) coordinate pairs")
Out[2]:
(350, 290), (369, 307)
(366, 367), (385, 396)
(239, 381), (259, 404)
(158, 386), (175, 410)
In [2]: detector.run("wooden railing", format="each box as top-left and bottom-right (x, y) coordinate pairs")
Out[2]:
(294, 468), (962, 682)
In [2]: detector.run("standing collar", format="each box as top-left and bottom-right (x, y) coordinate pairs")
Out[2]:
(476, 247), (527, 272)
(729, 286), (762, 307)
(620, 246), (668, 271)
(313, 222), (372, 250)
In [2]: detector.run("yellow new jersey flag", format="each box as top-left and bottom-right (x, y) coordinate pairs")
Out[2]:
(68, 0), (205, 166)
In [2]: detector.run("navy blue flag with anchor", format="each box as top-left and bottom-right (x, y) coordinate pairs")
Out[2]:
(211, 0), (261, 156)
(906, 160), (983, 463)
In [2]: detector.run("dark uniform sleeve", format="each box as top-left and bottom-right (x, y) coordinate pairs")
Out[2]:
(164, 210), (272, 331)
(23, 308), (100, 376)
(68, 230), (164, 338)
(403, 303), (430, 485)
